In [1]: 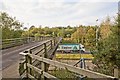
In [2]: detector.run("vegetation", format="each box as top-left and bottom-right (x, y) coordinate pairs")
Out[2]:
(0, 12), (23, 39)
(1, 12), (120, 76)
(49, 69), (78, 80)
(92, 16), (120, 76)
(49, 69), (93, 80)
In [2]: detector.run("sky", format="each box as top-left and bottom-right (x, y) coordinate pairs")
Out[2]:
(0, 0), (119, 28)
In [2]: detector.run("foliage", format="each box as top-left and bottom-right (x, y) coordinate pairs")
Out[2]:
(99, 16), (112, 39)
(85, 27), (96, 50)
(49, 69), (78, 79)
(1, 12), (120, 77)
(0, 12), (23, 39)
(22, 26), (77, 39)
(93, 15), (120, 76)
(71, 26), (85, 43)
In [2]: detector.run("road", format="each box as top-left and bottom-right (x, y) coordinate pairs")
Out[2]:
(1, 40), (50, 78)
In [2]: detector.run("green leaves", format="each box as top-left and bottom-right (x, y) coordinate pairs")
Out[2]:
(0, 12), (23, 39)
(93, 15), (120, 76)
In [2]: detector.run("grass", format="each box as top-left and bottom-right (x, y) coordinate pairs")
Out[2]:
(49, 69), (78, 80)
(55, 53), (94, 59)
(49, 69), (94, 80)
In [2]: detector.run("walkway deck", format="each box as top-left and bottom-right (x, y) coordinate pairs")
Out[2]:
(1, 40), (51, 78)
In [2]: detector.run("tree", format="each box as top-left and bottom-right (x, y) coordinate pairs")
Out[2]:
(71, 26), (85, 43)
(0, 12), (23, 39)
(57, 27), (65, 37)
(85, 27), (96, 50)
(100, 16), (112, 39)
(93, 16), (120, 76)
(29, 25), (35, 30)
(0, 12), (22, 30)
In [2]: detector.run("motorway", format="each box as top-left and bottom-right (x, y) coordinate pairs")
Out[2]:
(1, 40), (50, 78)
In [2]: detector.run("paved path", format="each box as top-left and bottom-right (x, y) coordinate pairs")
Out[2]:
(1, 40), (50, 78)
(2, 62), (19, 78)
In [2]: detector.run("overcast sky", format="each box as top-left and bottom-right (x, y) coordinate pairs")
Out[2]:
(0, 0), (119, 28)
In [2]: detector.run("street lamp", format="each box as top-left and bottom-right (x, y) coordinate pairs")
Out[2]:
(96, 19), (99, 51)
(27, 23), (30, 43)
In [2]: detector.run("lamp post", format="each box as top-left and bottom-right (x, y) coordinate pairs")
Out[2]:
(96, 19), (99, 51)
(27, 23), (30, 43)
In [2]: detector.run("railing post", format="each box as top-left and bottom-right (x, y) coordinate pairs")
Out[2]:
(29, 50), (32, 76)
(24, 38), (27, 44)
(39, 36), (41, 41)
(41, 43), (48, 80)
(42, 36), (44, 41)
(25, 54), (28, 78)
(25, 50), (32, 79)
(40, 36), (41, 41)
(41, 36), (43, 41)
(114, 68), (119, 78)
(50, 40), (53, 49)
(53, 37), (56, 46)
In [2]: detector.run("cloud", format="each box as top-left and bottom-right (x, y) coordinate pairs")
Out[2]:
(1, 0), (118, 27)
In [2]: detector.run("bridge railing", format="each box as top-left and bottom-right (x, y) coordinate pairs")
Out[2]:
(0, 36), (53, 49)
(19, 38), (117, 80)
(19, 53), (117, 80)
(19, 37), (62, 79)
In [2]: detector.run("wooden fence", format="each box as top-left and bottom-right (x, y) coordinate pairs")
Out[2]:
(19, 37), (118, 80)
(0, 36), (53, 49)
(19, 37), (62, 78)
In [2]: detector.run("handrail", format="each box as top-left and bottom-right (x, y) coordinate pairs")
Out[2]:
(28, 53), (116, 79)
(19, 37), (117, 80)
(19, 37), (62, 79)
(19, 38), (116, 80)
(1, 36), (53, 49)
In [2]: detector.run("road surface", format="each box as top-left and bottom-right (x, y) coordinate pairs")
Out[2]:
(1, 40), (50, 78)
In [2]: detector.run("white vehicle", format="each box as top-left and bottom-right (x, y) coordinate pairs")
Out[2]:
(57, 44), (85, 53)
(79, 44), (85, 52)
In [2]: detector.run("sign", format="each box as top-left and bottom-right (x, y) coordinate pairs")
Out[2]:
(57, 44), (80, 51)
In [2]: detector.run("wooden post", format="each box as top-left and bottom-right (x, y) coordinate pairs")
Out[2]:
(39, 36), (40, 41)
(53, 37), (56, 46)
(41, 36), (42, 41)
(50, 40), (53, 49)
(24, 38), (27, 44)
(114, 68), (119, 78)
(25, 50), (32, 79)
(41, 43), (47, 80)
(42, 36), (43, 41)
(25, 54), (28, 78)
(28, 50), (32, 76)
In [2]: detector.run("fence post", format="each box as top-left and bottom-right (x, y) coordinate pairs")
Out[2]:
(53, 37), (56, 46)
(39, 36), (42, 41)
(24, 38), (27, 44)
(50, 40), (53, 49)
(41, 43), (48, 80)
(29, 50), (32, 76)
(25, 50), (32, 79)
(25, 54), (28, 78)
(114, 68), (119, 78)
(42, 36), (44, 41)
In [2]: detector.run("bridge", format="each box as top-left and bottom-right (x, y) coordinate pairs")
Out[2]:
(1, 37), (119, 80)
(1, 37), (57, 78)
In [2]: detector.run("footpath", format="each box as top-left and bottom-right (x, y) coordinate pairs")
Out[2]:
(2, 62), (19, 78)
